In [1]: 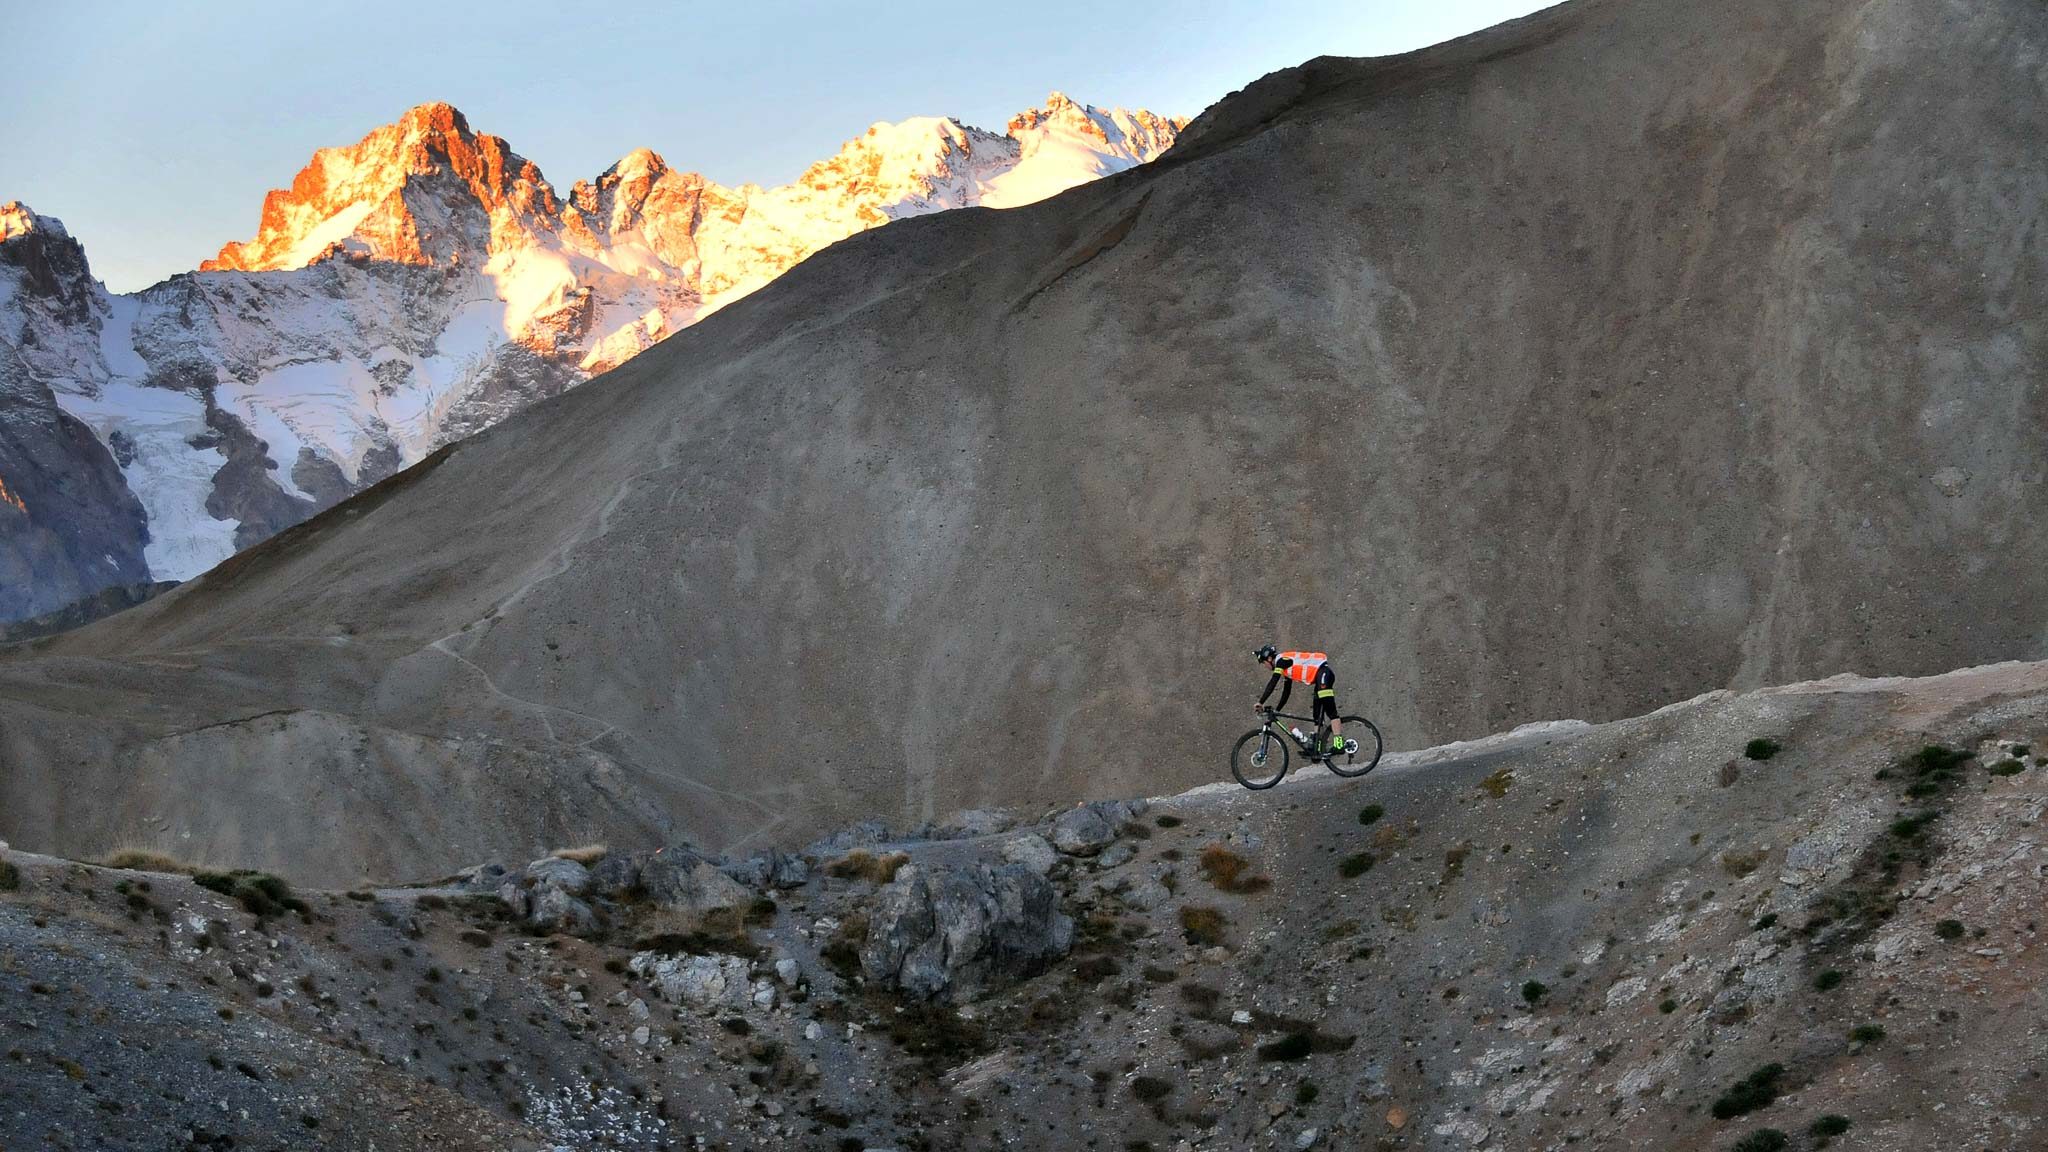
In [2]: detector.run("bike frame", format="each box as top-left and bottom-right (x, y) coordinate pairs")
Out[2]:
(1258, 708), (1330, 754)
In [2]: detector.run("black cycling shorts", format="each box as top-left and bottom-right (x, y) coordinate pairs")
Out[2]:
(1312, 664), (1338, 723)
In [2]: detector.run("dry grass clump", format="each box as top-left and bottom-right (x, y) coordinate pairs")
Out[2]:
(548, 843), (609, 864)
(1721, 848), (1768, 877)
(102, 849), (197, 874)
(1178, 905), (1229, 946)
(823, 850), (909, 885)
(1197, 844), (1271, 894)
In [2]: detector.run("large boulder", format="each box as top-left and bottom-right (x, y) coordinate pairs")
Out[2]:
(632, 952), (753, 1011)
(806, 820), (891, 856)
(998, 834), (1060, 876)
(641, 848), (753, 915)
(935, 808), (1018, 839)
(525, 856), (593, 896)
(529, 886), (599, 935)
(721, 849), (810, 892)
(859, 862), (1073, 1002)
(586, 852), (644, 897)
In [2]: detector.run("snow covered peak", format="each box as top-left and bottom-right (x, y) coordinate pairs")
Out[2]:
(201, 101), (559, 273)
(1, 201), (66, 243)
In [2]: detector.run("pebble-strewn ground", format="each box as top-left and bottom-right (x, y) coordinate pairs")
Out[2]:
(4, 661), (2046, 1151)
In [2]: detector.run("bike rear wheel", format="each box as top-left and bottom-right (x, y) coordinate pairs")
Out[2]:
(1231, 727), (1290, 789)
(1324, 715), (1384, 778)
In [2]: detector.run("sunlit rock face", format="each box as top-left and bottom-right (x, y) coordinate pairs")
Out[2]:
(0, 97), (1182, 620)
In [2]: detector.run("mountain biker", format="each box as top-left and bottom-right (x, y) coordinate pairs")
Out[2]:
(1253, 644), (1345, 757)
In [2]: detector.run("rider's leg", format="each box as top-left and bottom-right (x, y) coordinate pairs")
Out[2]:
(1317, 666), (1342, 752)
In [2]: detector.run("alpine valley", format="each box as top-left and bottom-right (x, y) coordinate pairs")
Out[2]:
(0, 96), (1182, 623)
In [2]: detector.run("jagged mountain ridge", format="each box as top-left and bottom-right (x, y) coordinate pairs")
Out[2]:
(2, 0), (2045, 884)
(0, 94), (1183, 621)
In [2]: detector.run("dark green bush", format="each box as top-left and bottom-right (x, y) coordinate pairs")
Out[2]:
(1130, 1075), (1172, 1102)
(1813, 969), (1844, 992)
(0, 861), (18, 892)
(1732, 1129), (1787, 1152)
(1338, 852), (1375, 878)
(1935, 919), (1965, 940)
(1989, 759), (2024, 777)
(1809, 1115), (1851, 1137)
(1659, 998), (1678, 1014)
(193, 870), (308, 918)
(1744, 738), (1781, 761)
(1358, 804), (1385, 826)
(1848, 1023), (1885, 1044)
(1752, 912), (1778, 931)
(1711, 1063), (1785, 1119)
(1521, 980), (1548, 1005)
(1295, 1080), (1319, 1105)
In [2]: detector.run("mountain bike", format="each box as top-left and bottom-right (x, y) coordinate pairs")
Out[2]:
(1231, 707), (1383, 790)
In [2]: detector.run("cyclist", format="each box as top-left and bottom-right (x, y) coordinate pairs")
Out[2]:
(1253, 644), (1345, 757)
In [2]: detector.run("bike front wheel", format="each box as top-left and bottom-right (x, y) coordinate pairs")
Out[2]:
(1325, 715), (1384, 778)
(1231, 727), (1291, 789)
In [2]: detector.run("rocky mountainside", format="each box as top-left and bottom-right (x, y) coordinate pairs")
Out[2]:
(5, 661), (2046, 1150)
(0, 95), (1182, 621)
(3, 0), (2047, 883)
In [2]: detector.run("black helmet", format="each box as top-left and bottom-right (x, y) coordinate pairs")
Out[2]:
(1254, 643), (1278, 663)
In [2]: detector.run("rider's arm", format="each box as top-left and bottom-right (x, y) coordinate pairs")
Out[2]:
(1258, 660), (1290, 708)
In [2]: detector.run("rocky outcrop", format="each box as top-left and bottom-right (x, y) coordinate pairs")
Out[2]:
(859, 862), (1073, 1002)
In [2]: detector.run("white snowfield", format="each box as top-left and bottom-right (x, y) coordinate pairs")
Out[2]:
(0, 94), (1182, 587)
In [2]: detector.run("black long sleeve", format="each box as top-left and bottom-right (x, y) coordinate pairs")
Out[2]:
(1258, 667), (1290, 708)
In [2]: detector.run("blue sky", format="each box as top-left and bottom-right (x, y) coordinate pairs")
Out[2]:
(2, 0), (1552, 292)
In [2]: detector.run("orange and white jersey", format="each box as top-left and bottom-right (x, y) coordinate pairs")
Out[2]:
(1275, 651), (1329, 683)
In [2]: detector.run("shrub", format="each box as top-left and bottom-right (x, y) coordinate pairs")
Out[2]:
(1257, 1033), (1313, 1061)
(1178, 906), (1228, 947)
(1130, 1075), (1172, 1102)
(1934, 919), (1965, 940)
(1989, 758), (2025, 777)
(1358, 804), (1385, 826)
(193, 871), (308, 918)
(2012, 744), (2032, 757)
(0, 861), (18, 892)
(1521, 980), (1548, 1005)
(1752, 913), (1779, 931)
(1744, 738), (1781, 761)
(1732, 1129), (1787, 1152)
(1197, 844), (1270, 894)
(1155, 815), (1183, 829)
(102, 850), (195, 874)
(1141, 964), (1178, 984)
(1813, 969), (1843, 992)
(1721, 849), (1767, 878)
(1478, 769), (1514, 798)
(549, 844), (608, 865)
(1659, 998), (1678, 1014)
(1809, 1115), (1850, 1138)
(1711, 1063), (1785, 1119)
(1295, 1080), (1319, 1105)
(1889, 811), (1938, 840)
(824, 851), (909, 885)
(1338, 852), (1376, 879)
(1848, 1023), (1885, 1044)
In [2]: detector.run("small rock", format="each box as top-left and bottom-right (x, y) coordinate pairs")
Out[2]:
(1267, 1098), (1291, 1119)
(1095, 841), (1139, 870)
(762, 1100), (783, 1118)
(1294, 1128), (1320, 1149)
(629, 998), (650, 1020)
(632, 1025), (650, 1046)
(586, 852), (644, 897)
(804, 1022), (823, 1042)
(752, 981), (778, 1009)
(775, 958), (801, 985)
(1385, 1104), (1408, 1129)
(1051, 801), (1139, 856)
(1231, 1009), (1253, 1025)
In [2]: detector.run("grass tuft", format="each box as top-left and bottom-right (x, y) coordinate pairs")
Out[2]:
(823, 850), (909, 885)
(1197, 844), (1270, 894)
(548, 844), (608, 865)
(1721, 849), (1767, 878)
(1848, 1023), (1885, 1045)
(102, 849), (196, 874)
(1357, 804), (1385, 826)
(1178, 905), (1228, 947)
